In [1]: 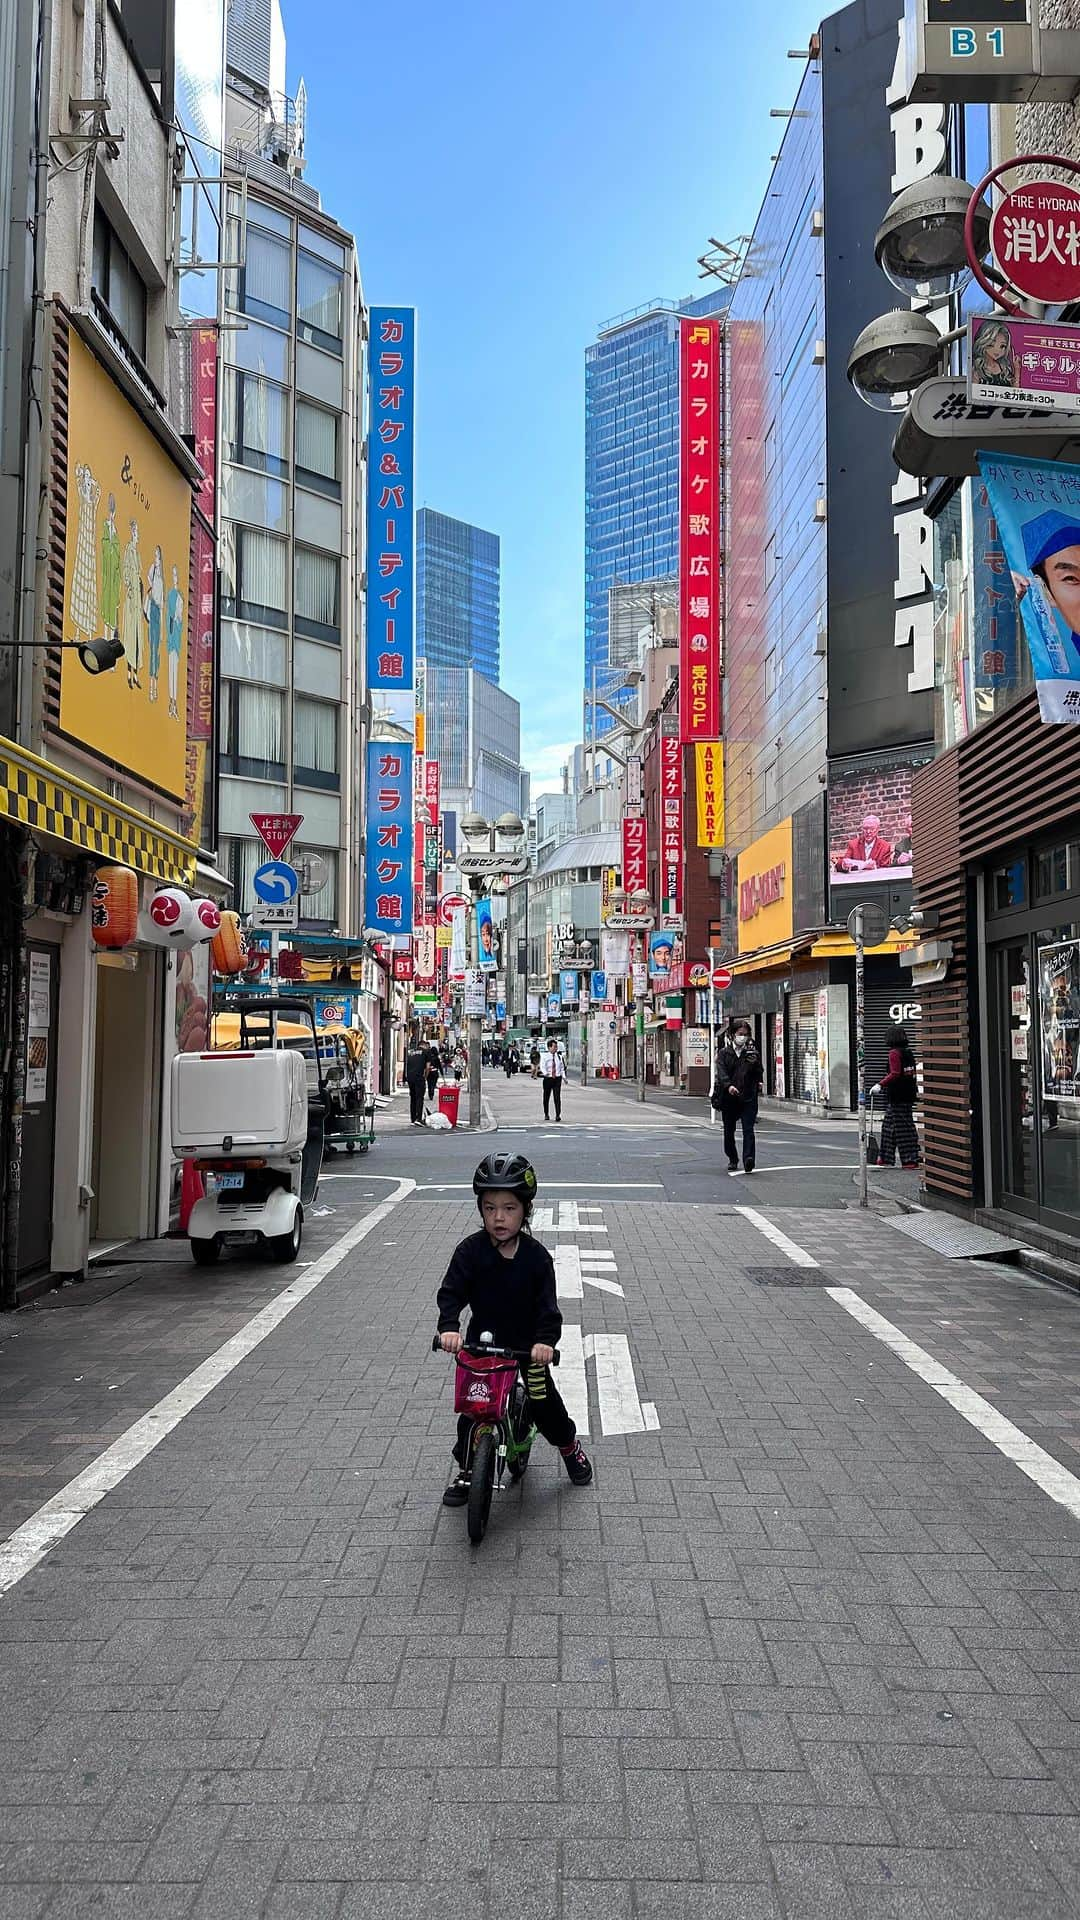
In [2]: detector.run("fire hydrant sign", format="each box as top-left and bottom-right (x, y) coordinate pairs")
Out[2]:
(990, 181), (1080, 306)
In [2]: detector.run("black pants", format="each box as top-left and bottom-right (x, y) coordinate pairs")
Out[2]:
(880, 1101), (919, 1167)
(407, 1077), (425, 1122)
(723, 1093), (758, 1168)
(426, 1071), (439, 1103)
(454, 1362), (575, 1463)
(543, 1075), (562, 1119)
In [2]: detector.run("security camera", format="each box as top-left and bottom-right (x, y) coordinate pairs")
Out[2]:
(874, 177), (990, 301)
(846, 310), (945, 412)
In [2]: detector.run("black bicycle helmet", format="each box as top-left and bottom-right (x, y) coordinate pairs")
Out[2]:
(472, 1151), (538, 1206)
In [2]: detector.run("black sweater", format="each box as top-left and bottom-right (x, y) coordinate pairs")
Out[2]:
(436, 1229), (562, 1351)
(713, 1043), (764, 1101)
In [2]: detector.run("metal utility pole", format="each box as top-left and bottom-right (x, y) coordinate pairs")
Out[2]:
(468, 878), (483, 1131)
(636, 934), (646, 1104)
(707, 945), (716, 1127)
(854, 904), (868, 1210)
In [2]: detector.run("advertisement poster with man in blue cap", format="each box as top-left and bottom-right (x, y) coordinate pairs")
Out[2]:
(979, 452), (1080, 726)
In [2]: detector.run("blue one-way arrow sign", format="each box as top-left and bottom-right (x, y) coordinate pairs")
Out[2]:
(252, 860), (299, 904)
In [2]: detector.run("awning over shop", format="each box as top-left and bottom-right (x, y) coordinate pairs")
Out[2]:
(0, 735), (198, 884)
(808, 931), (917, 960)
(731, 939), (810, 978)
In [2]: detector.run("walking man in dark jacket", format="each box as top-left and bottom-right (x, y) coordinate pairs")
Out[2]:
(404, 1032), (428, 1126)
(712, 1020), (764, 1174)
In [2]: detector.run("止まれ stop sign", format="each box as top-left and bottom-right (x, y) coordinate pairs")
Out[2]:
(711, 965), (733, 991)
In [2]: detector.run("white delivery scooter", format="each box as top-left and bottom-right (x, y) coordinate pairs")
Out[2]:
(171, 998), (327, 1266)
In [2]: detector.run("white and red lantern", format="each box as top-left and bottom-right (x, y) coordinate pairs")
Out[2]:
(188, 897), (222, 943)
(90, 865), (139, 950)
(140, 887), (196, 947)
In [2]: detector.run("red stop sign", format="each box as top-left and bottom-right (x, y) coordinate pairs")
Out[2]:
(711, 966), (733, 990)
(990, 181), (1080, 305)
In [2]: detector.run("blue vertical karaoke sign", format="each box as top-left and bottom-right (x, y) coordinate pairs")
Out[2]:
(365, 307), (416, 939)
(364, 741), (413, 938)
(366, 307), (416, 691)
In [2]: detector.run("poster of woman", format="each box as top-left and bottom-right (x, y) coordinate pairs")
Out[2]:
(970, 316), (1018, 391)
(1039, 941), (1080, 1100)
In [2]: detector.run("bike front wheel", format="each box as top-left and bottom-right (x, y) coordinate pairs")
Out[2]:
(467, 1429), (497, 1543)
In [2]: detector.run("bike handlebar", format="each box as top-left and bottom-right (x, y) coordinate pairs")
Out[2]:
(431, 1335), (560, 1366)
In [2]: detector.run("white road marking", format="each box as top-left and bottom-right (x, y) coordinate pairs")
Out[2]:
(0, 1179), (417, 1598)
(533, 1201), (608, 1233)
(642, 1401), (660, 1431)
(828, 1286), (1080, 1525)
(591, 1333), (646, 1435)
(554, 1245), (625, 1300)
(737, 1205), (820, 1268)
(557, 1323), (590, 1436)
(411, 1182), (663, 1191)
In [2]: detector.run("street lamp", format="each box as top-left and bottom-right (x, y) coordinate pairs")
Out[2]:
(874, 176), (990, 299)
(846, 310), (951, 411)
(456, 810), (529, 1126)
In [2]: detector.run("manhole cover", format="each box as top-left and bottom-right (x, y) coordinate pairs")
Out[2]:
(744, 1267), (832, 1288)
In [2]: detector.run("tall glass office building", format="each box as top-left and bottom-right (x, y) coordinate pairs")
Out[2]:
(417, 509), (500, 684)
(584, 289), (729, 731)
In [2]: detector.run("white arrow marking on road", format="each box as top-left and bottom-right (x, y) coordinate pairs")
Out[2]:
(555, 1245), (624, 1300)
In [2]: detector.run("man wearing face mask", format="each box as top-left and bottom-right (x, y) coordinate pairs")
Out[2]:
(711, 1020), (764, 1174)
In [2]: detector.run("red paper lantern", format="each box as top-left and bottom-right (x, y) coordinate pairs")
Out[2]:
(210, 909), (246, 976)
(90, 866), (139, 950)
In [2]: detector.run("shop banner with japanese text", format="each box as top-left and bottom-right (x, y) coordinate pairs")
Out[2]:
(364, 741), (413, 937)
(679, 316), (721, 743)
(622, 814), (647, 894)
(978, 451), (1080, 725)
(661, 734), (683, 913)
(424, 757), (440, 827)
(695, 740), (724, 846)
(366, 307), (416, 693)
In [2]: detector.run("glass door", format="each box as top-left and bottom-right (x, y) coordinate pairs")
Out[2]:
(993, 942), (1038, 1217)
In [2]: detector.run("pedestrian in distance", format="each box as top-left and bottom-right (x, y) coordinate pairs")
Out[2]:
(425, 1039), (443, 1109)
(436, 1152), (592, 1505)
(712, 1019), (764, 1173)
(541, 1038), (565, 1120)
(404, 1030), (429, 1126)
(871, 1023), (920, 1168)
(529, 1043), (541, 1079)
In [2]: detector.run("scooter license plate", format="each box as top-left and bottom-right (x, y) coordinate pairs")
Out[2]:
(214, 1173), (244, 1190)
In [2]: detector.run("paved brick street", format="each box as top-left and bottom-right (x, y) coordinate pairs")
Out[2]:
(3, 1104), (1080, 1917)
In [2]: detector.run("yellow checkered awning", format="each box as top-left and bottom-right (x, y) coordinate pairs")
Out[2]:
(0, 736), (197, 884)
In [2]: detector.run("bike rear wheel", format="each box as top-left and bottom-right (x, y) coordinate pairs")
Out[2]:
(467, 1429), (496, 1543)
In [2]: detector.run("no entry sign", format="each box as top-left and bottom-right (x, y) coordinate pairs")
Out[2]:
(990, 181), (1080, 306)
(711, 965), (733, 991)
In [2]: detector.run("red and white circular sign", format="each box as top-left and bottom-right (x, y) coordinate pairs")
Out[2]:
(687, 962), (710, 987)
(436, 892), (469, 927)
(711, 966), (733, 991)
(989, 180), (1080, 305)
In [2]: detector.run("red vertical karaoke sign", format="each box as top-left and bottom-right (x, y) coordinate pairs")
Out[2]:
(679, 317), (721, 743)
(622, 815), (647, 895)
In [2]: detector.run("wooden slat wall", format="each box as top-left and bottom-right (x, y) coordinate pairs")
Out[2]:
(959, 689), (1080, 862)
(912, 749), (973, 1203)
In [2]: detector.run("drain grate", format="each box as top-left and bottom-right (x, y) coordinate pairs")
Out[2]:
(744, 1267), (832, 1288)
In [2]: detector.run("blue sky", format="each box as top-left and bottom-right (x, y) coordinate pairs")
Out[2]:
(294, 0), (814, 794)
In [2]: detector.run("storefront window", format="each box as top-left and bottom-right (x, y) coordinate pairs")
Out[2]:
(1035, 920), (1080, 1223)
(993, 858), (1027, 912)
(1034, 841), (1080, 902)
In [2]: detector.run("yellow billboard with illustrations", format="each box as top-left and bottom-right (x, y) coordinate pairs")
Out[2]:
(60, 328), (192, 801)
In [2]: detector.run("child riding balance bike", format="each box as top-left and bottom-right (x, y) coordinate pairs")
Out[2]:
(435, 1152), (592, 1538)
